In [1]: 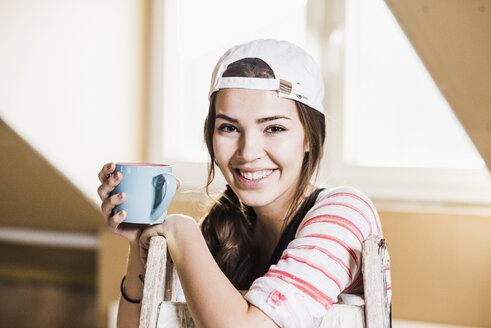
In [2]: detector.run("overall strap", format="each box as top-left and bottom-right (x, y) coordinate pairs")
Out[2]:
(266, 188), (325, 269)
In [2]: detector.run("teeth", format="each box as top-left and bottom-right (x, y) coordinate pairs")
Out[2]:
(239, 169), (273, 181)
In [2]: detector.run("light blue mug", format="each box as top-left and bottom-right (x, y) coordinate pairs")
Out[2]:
(111, 163), (177, 224)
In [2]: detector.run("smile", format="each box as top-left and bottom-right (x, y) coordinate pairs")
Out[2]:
(238, 169), (274, 181)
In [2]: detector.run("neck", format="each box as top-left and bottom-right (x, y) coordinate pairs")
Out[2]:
(253, 183), (317, 247)
(253, 205), (287, 244)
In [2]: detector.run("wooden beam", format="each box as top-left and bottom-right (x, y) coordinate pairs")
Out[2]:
(384, 0), (491, 171)
(0, 118), (103, 231)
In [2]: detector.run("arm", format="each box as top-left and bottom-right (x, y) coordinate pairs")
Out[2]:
(242, 187), (383, 327)
(116, 242), (145, 328)
(139, 214), (279, 328)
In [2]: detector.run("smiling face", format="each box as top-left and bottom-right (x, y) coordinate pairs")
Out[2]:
(213, 88), (308, 214)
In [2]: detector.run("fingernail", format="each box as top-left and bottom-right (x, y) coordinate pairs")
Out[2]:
(119, 192), (125, 199)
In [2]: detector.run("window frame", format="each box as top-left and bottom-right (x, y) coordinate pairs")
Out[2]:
(146, 0), (230, 191)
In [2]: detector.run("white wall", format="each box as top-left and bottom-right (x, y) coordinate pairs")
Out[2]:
(0, 0), (146, 204)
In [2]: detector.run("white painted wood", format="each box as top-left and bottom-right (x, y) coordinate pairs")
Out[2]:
(139, 236), (167, 328)
(363, 235), (390, 328)
(163, 253), (180, 302)
(156, 302), (195, 328)
(317, 304), (365, 327)
(154, 302), (366, 328)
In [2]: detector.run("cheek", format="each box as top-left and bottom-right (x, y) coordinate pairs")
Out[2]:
(212, 135), (234, 164)
(270, 133), (305, 157)
(268, 137), (305, 170)
(212, 135), (222, 162)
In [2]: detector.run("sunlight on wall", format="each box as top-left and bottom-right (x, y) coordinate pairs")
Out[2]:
(0, 0), (145, 204)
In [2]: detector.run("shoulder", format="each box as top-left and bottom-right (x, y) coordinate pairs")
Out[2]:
(297, 185), (382, 237)
(245, 188), (383, 325)
(315, 186), (377, 214)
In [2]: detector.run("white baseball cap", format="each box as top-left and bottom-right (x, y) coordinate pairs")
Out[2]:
(209, 39), (325, 113)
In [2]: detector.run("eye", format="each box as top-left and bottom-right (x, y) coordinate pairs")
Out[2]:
(265, 125), (286, 134)
(217, 124), (239, 133)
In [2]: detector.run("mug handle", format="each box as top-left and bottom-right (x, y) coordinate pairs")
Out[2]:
(150, 173), (177, 221)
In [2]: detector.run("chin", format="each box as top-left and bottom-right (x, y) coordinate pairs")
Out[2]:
(231, 187), (276, 208)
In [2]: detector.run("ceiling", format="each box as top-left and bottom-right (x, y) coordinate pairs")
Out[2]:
(385, 0), (491, 171)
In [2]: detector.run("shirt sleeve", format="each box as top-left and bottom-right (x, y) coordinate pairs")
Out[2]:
(244, 186), (385, 328)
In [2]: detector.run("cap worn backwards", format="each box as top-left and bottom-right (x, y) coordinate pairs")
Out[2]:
(209, 39), (325, 113)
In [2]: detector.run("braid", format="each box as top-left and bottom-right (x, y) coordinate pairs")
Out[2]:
(201, 186), (259, 289)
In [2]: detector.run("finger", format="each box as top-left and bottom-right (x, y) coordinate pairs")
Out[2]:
(107, 210), (127, 232)
(176, 178), (181, 190)
(101, 192), (126, 218)
(139, 236), (150, 263)
(97, 171), (122, 201)
(98, 162), (116, 183)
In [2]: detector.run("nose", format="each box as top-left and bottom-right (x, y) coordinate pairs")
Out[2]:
(237, 131), (265, 162)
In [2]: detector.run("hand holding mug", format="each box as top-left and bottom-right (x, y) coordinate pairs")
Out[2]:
(110, 163), (177, 224)
(97, 162), (178, 245)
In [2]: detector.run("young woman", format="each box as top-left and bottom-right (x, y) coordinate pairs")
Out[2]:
(97, 39), (391, 328)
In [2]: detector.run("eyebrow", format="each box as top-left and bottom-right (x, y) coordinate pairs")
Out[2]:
(215, 114), (291, 124)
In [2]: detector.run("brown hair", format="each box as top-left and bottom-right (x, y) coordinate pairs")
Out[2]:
(201, 58), (326, 289)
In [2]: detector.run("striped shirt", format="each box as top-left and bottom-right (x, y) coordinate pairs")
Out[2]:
(244, 186), (392, 328)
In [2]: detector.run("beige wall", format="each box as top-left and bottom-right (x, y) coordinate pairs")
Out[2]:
(380, 209), (491, 327)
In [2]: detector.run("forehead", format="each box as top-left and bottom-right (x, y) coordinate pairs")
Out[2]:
(215, 89), (299, 120)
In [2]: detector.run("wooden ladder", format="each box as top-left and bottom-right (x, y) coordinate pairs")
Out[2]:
(138, 235), (389, 328)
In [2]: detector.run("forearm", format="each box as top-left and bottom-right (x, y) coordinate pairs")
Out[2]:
(166, 215), (276, 328)
(166, 217), (252, 328)
(117, 243), (145, 328)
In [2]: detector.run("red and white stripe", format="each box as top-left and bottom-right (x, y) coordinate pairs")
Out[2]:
(245, 186), (392, 328)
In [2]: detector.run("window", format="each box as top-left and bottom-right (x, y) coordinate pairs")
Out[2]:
(343, 0), (483, 169)
(148, 0), (309, 188)
(149, 0), (491, 203)
(162, 0), (308, 162)
(321, 0), (491, 204)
